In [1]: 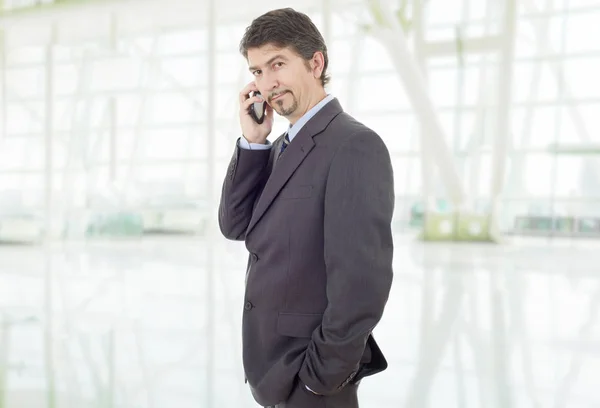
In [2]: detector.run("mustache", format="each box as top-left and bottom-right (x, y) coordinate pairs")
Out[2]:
(268, 91), (290, 102)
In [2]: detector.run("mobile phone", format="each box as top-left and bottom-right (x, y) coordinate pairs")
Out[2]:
(248, 91), (266, 124)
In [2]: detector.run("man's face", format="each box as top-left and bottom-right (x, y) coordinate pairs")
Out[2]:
(247, 44), (319, 122)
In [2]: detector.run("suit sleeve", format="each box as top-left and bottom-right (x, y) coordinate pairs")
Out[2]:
(218, 138), (272, 241)
(298, 130), (395, 395)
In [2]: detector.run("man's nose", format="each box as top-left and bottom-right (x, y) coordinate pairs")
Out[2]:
(262, 71), (279, 91)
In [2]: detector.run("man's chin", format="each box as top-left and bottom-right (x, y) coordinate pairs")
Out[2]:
(274, 107), (293, 117)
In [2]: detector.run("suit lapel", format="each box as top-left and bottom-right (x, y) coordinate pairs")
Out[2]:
(246, 98), (343, 235)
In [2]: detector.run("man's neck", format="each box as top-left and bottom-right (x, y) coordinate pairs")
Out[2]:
(288, 89), (327, 125)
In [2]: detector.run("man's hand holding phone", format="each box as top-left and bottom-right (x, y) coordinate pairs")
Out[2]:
(239, 82), (273, 144)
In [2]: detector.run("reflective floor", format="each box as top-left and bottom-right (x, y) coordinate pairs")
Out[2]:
(1, 233), (600, 407)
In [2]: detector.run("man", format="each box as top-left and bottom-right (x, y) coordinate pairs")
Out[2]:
(218, 8), (394, 408)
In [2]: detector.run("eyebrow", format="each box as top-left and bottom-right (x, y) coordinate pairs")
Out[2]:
(248, 54), (288, 71)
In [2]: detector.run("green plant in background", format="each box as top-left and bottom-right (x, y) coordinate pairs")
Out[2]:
(395, 0), (412, 33)
(362, 0), (413, 34)
(85, 212), (144, 238)
(420, 212), (492, 242)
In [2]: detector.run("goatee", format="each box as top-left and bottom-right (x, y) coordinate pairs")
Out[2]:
(273, 92), (298, 117)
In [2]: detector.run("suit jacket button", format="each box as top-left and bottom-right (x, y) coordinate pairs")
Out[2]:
(251, 253), (258, 262)
(244, 301), (254, 311)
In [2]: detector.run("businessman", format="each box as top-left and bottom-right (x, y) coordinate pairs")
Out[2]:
(218, 8), (394, 408)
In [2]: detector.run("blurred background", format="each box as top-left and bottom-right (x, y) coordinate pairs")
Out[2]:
(1, 0), (600, 407)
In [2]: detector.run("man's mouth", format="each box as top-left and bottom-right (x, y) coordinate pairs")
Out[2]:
(270, 92), (288, 102)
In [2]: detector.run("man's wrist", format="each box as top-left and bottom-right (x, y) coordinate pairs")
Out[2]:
(242, 134), (268, 144)
(238, 135), (271, 150)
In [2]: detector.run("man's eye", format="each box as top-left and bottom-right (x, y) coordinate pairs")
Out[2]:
(252, 70), (262, 76)
(274, 62), (284, 68)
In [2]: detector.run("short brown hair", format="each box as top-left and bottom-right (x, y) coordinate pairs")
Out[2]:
(239, 8), (330, 87)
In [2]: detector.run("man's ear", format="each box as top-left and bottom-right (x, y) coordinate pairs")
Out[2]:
(310, 51), (325, 79)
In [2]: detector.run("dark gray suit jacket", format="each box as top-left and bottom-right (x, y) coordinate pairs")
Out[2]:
(218, 98), (394, 407)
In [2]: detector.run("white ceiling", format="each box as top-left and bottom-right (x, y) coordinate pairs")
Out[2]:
(0, 0), (364, 48)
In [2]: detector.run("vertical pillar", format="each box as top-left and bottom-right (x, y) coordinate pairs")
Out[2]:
(0, 318), (8, 408)
(109, 13), (118, 183)
(549, 0), (568, 237)
(412, 0), (435, 212)
(43, 23), (58, 408)
(107, 328), (115, 408)
(0, 28), (6, 143)
(322, 0), (332, 43)
(44, 254), (56, 408)
(489, 0), (517, 226)
(109, 98), (117, 182)
(206, 0), (217, 406)
(44, 25), (57, 239)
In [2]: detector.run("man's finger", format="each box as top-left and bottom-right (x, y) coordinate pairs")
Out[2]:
(241, 95), (263, 111)
(239, 82), (258, 104)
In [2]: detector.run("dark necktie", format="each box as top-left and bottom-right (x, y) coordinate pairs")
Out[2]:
(279, 133), (291, 155)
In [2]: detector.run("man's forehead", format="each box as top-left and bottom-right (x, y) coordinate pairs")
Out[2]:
(247, 44), (294, 64)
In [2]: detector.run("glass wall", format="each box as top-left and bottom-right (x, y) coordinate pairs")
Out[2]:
(2, 0), (600, 240)
(1, 1), (600, 408)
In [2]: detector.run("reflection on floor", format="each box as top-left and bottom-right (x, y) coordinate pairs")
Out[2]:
(1, 234), (599, 407)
